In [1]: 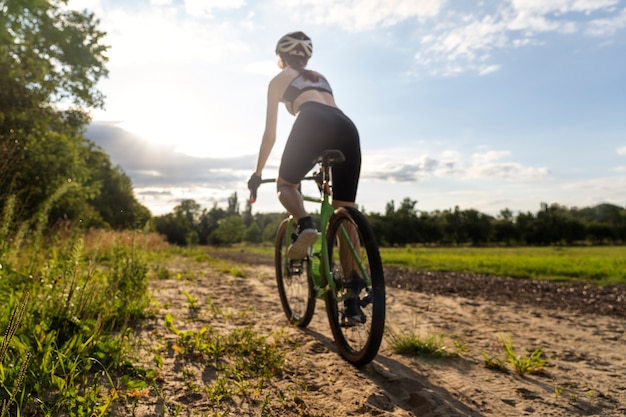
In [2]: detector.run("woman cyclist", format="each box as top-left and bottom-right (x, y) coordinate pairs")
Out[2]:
(248, 31), (362, 262)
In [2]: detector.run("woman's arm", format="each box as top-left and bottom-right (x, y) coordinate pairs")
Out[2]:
(254, 75), (284, 176)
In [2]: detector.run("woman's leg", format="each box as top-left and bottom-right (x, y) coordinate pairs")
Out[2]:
(278, 177), (318, 259)
(277, 178), (307, 220)
(332, 199), (359, 274)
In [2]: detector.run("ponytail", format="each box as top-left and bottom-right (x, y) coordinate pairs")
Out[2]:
(279, 53), (319, 82)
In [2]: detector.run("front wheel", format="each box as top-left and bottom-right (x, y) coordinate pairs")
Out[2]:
(323, 207), (385, 366)
(275, 218), (316, 327)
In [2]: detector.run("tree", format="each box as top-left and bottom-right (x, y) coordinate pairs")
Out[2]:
(442, 206), (463, 244)
(152, 213), (188, 246)
(153, 199), (204, 245)
(1, 0), (109, 116)
(242, 199), (254, 227)
(210, 215), (245, 245)
(493, 208), (520, 244)
(419, 211), (444, 244)
(174, 199), (202, 228)
(227, 192), (240, 216)
(460, 209), (493, 245)
(197, 203), (226, 244)
(0, 0), (149, 229)
(574, 203), (626, 243)
(85, 143), (151, 228)
(244, 222), (263, 243)
(385, 200), (395, 216)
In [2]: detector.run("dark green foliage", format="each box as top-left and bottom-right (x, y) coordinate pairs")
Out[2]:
(152, 212), (189, 246)
(244, 221), (263, 243)
(154, 195), (261, 246)
(210, 215), (246, 245)
(370, 200), (626, 246)
(153, 199), (215, 245)
(1, 0), (108, 111)
(154, 191), (626, 247)
(1, 0), (150, 229)
(84, 142), (151, 229)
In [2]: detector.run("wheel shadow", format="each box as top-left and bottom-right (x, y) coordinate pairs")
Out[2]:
(302, 327), (486, 417)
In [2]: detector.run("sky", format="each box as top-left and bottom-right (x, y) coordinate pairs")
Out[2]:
(71, 0), (626, 216)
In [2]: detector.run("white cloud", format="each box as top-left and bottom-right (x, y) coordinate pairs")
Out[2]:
(244, 60), (280, 77)
(467, 162), (550, 180)
(561, 176), (626, 207)
(85, 5), (263, 157)
(467, 150), (550, 180)
(67, 0), (101, 9)
(618, 146), (626, 155)
(508, 0), (622, 34)
(66, 0), (103, 14)
(510, 0), (619, 15)
(413, 1), (624, 76)
(274, 0), (446, 31)
(264, 0), (624, 77)
(362, 147), (549, 182)
(417, 13), (519, 77)
(472, 150), (511, 165)
(478, 64), (501, 75)
(184, 0), (246, 19)
(587, 7), (626, 36)
(102, 9), (248, 66)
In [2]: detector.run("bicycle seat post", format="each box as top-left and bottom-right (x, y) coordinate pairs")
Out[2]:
(314, 149), (345, 198)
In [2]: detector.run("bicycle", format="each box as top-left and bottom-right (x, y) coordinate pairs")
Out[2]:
(250, 149), (385, 366)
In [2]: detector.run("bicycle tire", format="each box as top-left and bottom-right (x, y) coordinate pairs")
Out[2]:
(323, 206), (385, 366)
(275, 218), (316, 327)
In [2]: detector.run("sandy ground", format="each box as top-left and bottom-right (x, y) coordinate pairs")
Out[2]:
(116, 258), (626, 417)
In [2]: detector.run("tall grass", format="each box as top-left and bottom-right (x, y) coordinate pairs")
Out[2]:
(0, 191), (161, 416)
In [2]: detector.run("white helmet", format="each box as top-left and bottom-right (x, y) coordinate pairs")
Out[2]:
(275, 31), (312, 58)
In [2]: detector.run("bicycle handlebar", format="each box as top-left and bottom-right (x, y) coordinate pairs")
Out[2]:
(248, 175), (319, 204)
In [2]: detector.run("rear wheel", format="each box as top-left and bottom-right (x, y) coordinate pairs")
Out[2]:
(324, 207), (385, 366)
(275, 218), (316, 327)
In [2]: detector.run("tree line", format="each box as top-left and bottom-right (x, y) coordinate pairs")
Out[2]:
(152, 194), (626, 247)
(368, 198), (626, 246)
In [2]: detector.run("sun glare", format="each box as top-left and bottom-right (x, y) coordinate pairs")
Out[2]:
(96, 77), (255, 158)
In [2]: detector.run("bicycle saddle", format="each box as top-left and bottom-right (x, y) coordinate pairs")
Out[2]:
(313, 149), (345, 166)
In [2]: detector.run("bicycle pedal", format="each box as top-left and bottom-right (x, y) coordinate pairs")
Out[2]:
(359, 290), (373, 307)
(342, 298), (367, 326)
(288, 259), (303, 275)
(341, 314), (367, 327)
(360, 296), (372, 307)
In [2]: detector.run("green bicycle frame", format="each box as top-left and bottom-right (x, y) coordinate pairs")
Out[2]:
(283, 187), (371, 299)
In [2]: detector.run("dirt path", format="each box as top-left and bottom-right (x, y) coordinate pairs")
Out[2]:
(120, 258), (626, 417)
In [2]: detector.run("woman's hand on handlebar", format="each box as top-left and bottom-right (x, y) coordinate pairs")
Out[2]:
(248, 173), (263, 203)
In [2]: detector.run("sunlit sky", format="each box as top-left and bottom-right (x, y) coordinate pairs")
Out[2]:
(72, 0), (626, 216)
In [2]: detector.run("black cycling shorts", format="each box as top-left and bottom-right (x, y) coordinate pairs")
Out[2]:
(279, 102), (361, 202)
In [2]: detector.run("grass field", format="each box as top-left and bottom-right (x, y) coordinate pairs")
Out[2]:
(380, 246), (626, 285)
(234, 244), (626, 285)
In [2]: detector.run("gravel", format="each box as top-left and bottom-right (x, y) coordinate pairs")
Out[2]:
(385, 267), (626, 318)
